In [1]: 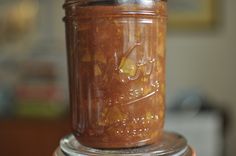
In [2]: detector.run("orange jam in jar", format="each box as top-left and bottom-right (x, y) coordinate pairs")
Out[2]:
(64, 0), (167, 149)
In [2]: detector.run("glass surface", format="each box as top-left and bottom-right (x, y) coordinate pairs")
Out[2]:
(63, 0), (167, 149)
(54, 132), (193, 156)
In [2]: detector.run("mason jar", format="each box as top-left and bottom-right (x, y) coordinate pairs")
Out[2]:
(63, 0), (167, 149)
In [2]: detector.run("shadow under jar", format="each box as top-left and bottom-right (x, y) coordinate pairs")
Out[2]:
(63, 0), (167, 149)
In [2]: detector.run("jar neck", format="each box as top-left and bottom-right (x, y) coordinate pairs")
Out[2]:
(64, 0), (167, 7)
(63, 0), (167, 20)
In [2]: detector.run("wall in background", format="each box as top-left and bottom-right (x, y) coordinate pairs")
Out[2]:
(166, 0), (236, 155)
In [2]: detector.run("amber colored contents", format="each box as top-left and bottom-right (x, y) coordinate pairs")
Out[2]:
(64, 1), (167, 149)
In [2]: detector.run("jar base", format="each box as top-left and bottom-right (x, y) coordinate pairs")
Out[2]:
(74, 131), (162, 149)
(54, 131), (195, 156)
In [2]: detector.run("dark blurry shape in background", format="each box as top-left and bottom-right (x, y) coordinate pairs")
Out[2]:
(168, 0), (218, 30)
(0, 0), (38, 43)
(0, 0), (68, 119)
(0, 1), (70, 156)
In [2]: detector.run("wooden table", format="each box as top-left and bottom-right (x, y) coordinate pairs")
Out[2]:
(0, 118), (70, 156)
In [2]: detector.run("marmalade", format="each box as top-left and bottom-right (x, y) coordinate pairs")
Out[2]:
(64, 0), (167, 149)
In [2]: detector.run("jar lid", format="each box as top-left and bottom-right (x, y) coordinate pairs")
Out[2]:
(55, 132), (194, 156)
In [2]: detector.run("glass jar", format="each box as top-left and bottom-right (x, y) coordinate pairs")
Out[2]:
(63, 0), (167, 149)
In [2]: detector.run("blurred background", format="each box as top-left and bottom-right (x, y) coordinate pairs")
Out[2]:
(0, 0), (235, 156)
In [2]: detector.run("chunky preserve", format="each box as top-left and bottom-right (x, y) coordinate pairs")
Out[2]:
(64, 0), (167, 149)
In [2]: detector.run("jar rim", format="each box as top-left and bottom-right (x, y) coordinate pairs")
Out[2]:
(64, 0), (167, 8)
